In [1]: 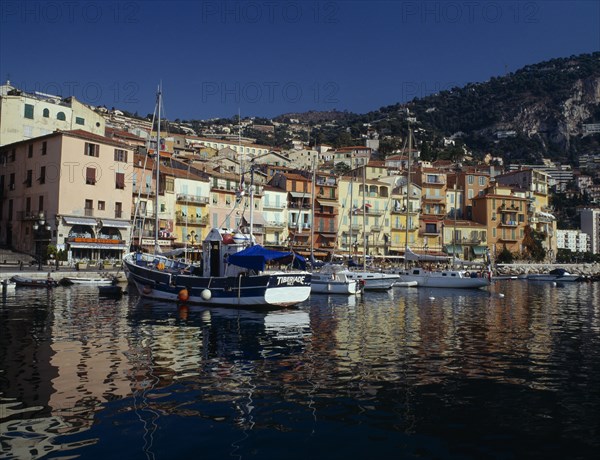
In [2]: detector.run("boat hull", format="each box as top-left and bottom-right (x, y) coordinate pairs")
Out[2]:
(345, 272), (399, 291)
(527, 274), (581, 282)
(10, 275), (58, 288)
(311, 277), (360, 295)
(124, 256), (311, 307)
(397, 268), (491, 289)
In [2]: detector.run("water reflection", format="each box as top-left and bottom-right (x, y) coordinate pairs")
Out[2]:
(0, 282), (599, 459)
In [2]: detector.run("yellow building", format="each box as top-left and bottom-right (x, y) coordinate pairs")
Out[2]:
(337, 175), (393, 257)
(0, 83), (105, 146)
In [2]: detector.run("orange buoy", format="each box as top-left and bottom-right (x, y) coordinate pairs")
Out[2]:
(178, 288), (189, 302)
(157, 262), (165, 270)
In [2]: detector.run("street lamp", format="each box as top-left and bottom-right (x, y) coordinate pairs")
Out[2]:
(32, 212), (51, 271)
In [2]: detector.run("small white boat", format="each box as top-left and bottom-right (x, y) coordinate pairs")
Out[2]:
(396, 267), (491, 289)
(345, 271), (400, 291)
(60, 277), (116, 286)
(527, 268), (581, 283)
(311, 264), (361, 295)
(394, 280), (418, 287)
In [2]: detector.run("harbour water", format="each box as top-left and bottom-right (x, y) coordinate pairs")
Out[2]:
(1, 281), (599, 459)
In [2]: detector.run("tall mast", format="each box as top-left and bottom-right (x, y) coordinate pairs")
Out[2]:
(348, 156), (353, 261)
(362, 155), (367, 271)
(404, 117), (412, 269)
(249, 165), (254, 241)
(154, 84), (162, 255)
(310, 155), (316, 261)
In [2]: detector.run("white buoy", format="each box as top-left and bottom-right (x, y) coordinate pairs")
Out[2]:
(499, 293), (505, 297)
(429, 296), (435, 300)
(201, 289), (212, 300)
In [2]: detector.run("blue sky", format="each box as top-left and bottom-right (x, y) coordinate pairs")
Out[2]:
(1, 1), (598, 120)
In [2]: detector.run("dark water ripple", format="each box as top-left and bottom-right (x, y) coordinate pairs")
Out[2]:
(1, 281), (599, 459)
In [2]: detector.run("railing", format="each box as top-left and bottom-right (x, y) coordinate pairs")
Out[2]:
(365, 209), (385, 216)
(115, 210), (122, 218)
(262, 202), (286, 209)
(17, 211), (47, 221)
(264, 221), (286, 228)
(499, 220), (518, 227)
(370, 225), (382, 231)
(176, 193), (209, 204)
(419, 230), (440, 236)
(84, 208), (94, 217)
(176, 215), (209, 225)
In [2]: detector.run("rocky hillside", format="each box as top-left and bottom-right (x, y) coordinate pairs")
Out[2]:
(364, 53), (600, 162)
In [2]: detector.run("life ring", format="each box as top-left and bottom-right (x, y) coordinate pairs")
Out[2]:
(142, 285), (152, 295)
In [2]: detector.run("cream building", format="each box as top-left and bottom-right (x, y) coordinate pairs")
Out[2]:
(337, 176), (393, 257)
(1, 130), (133, 262)
(0, 83), (105, 146)
(262, 186), (289, 249)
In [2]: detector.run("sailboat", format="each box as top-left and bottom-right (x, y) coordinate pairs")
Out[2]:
(123, 87), (312, 307)
(343, 153), (399, 291)
(309, 157), (362, 295)
(395, 115), (491, 289)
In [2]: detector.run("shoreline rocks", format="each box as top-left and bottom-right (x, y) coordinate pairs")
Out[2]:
(495, 262), (600, 280)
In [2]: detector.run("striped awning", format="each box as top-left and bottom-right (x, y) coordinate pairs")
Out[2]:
(100, 219), (131, 228)
(473, 246), (488, 255)
(444, 244), (463, 255)
(63, 216), (97, 226)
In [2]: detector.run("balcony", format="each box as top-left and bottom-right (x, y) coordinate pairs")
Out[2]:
(264, 221), (286, 229)
(176, 193), (209, 205)
(263, 202), (286, 210)
(499, 220), (518, 227)
(370, 225), (382, 232)
(176, 214), (208, 225)
(391, 206), (420, 215)
(18, 211), (48, 221)
(499, 204), (519, 212)
(365, 208), (385, 217)
(419, 230), (440, 236)
(350, 224), (362, 232)
(115, 210), (122, 218)
(84, 208), (94, 217)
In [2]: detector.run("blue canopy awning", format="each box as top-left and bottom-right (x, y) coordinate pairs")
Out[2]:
(228, 245), (306, 271)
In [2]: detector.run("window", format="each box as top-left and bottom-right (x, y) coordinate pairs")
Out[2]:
(9, 173), (15, 190)
(98, 201), (105, 210)
(116, 172), (125, 189)
(26, 197), (31, 212)
(24, 104), (34, 119)
(9, 150), (15, 162)
(165, 177), (174, 192)
(84, 142), (99, 157)
(39, 166), (46, 184)
(57, 112), (66, 121)
(478, 176), (486, 186)
(425, 223), (437, 234)
(41, 141), (47, 155)
(115, 202), (122, 218)
(38, 196), (43, 212)
(468, 175), (474, 184)
(114, 149), (128, 162)
(85, 199), (93, 209)
(86, 167), (96, 185)
(426, 174), (438, 184)
(28, 144), (33, 158)
(75, 117), (85, 125)
(43, 108), (50, 118)
(25, 170), (32, 187)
